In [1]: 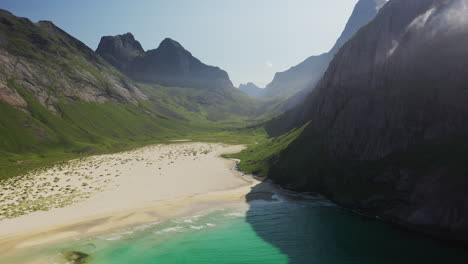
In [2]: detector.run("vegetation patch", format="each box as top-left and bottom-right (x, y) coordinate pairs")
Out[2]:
(227, 122), (308, 178)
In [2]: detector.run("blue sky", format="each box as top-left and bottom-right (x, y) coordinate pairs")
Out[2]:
(1, 0), (358, 87)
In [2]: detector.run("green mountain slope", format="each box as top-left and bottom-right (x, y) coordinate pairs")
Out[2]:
(0, 9), (267, 180)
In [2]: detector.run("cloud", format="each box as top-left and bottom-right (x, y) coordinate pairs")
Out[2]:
(265, 60), (273, 68)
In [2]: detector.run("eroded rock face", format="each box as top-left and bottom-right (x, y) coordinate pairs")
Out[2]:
(97, 36), (234, 90)
(0, 10), (147, 111)
(272, 0), (468, 240)
(309, 0), (468, 160)
(96, 33), (145, 72)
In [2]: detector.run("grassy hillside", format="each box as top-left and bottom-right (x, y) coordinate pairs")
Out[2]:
(0, 10), (277, 181)
(227, 123), (308, 178)
(0, 78), (269, 180)
(139, 84), (253, 123)
(0, 99), (267, 181)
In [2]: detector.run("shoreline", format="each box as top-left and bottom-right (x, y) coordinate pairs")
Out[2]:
(0, 142), (261, 258)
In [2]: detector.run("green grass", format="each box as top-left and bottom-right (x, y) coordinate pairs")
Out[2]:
(226, 123), (308, 178)
(138, 83), (263, 124)
(0, 76), (274, 182)
(0, 14), (277, 181)
(7, 37), (42, 60)
(0, 93), (270, 181)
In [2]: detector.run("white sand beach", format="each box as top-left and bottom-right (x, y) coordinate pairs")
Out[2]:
(0, 142), (260, 255)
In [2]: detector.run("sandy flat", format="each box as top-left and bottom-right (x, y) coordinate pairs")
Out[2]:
(0, 142), (259, 255)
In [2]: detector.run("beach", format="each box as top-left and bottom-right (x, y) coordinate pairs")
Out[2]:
(0, 142), (259, 258)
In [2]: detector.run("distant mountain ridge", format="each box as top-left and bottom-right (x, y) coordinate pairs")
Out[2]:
(97, 34), (233, 90)
(238, 82), (264, 98)
(262, 0), (386, 99)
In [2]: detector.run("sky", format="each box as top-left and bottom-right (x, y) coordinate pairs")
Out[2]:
(1, 0), (358, 87)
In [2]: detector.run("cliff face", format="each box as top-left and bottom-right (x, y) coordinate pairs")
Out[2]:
(308, 0), (468, 161)
(97, 35), (233, 90)
(95, 33), (145, 72)
(270, 0), (468, 240)
(0, 10), (146, 113)
(262, 0), (386, 99)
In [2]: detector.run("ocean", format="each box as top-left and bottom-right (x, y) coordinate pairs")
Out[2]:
(4, 195), (468, 264)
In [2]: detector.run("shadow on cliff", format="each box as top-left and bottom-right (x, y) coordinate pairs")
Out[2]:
(244, 181), (468, 264)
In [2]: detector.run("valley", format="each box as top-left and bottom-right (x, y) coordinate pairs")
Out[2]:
(1, 0), (468, 263)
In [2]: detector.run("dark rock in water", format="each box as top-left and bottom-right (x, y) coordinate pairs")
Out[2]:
(64, 251), (90, 263)
(269, 0), (468, 240)
(97, 35), (234, 90)
(245, 182), (277, 202)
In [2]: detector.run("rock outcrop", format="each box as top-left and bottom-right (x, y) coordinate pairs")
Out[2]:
(95, 33), (145, 72)
(97, 35), (234, 90)
(270, 0), (468, 240)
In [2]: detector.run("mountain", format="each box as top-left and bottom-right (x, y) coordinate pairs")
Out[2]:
(97, 35), (233, 90)
(239, 0), (468, 240)
(0, 9), (182, 160)
(96, 33), (269, 121)
(0, 9), (262, 180)
(238, 82), (264, 98)
(0, 11), (147, 110)
(95, 33), (145, 72)
(261, 0), (386, 99)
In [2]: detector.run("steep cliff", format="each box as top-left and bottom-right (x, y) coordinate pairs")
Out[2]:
(241, 0), (468, 240)
(97, 35), (233, 90)
(262, 0), (386, 99)
(95, 33), (145, 72)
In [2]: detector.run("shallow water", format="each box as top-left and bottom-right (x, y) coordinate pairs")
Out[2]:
(4, 196), (468, 264)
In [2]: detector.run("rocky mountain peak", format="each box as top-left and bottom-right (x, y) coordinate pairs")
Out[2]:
(0, 9), (14, 18)
(96, 32), (145, 71)
(98, 33), (144, 52)
(36, 20), (55, 27)
(158, 38), (184, 50)
(97, 34), (233, 89)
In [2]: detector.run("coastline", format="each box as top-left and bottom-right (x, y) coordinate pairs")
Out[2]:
(0, 142), (261, 258)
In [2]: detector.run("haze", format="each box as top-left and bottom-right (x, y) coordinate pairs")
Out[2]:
(2, 0), (358, 87)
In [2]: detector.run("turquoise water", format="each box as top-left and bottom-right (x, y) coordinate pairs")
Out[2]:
(6, 197), (468, 264)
